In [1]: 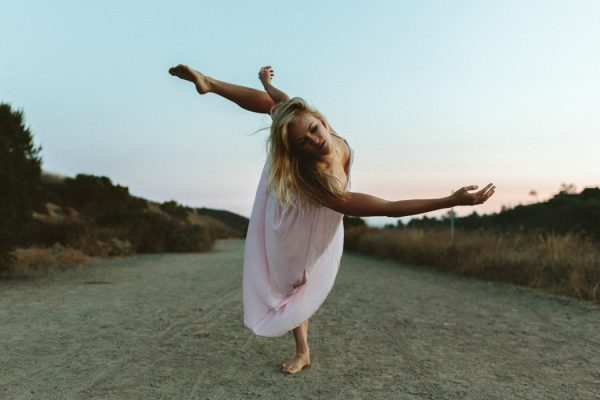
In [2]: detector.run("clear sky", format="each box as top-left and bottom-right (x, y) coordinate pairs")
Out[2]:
(2, 0), (599, 226)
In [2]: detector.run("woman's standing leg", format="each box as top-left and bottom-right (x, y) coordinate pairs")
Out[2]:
(282, 319), (311, 374)
(169, 64), (276, 114)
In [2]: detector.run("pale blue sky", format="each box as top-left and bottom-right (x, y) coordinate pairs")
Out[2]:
(2, 1), (599, 225)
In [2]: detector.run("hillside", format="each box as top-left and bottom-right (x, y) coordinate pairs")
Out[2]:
(19, 170), (249, 258)
(405, 187), (600, 238)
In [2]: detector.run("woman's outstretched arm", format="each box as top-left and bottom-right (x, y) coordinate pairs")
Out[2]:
(169, 64), (277, 114)
(324, 184), (496, 217)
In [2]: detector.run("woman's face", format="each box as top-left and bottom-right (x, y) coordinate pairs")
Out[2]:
(287, 112), (333, 159)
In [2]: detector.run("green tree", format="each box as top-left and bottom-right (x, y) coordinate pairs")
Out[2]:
(0, 103), (42, 269)
(343, 215), (366, 229)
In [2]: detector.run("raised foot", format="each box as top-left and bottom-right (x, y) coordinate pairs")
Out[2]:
(168, 64), (212, 94)
(281, 353), (311, 375)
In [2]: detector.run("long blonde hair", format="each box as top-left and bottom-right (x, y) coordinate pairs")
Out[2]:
(267, 97), (347, 209)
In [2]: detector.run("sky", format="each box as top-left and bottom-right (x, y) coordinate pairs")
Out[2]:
(2, 0), (599, 226)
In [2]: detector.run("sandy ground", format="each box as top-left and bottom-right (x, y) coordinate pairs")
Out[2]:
(1, 239), (599, 400)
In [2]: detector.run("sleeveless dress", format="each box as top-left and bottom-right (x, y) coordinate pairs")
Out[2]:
(242, 139), (354, 337)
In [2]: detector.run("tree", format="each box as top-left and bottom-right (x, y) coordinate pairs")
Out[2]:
(559, 182), (577, 195)
(343, 215), (367, 229)
(0, 103), (42, 269)
(529, 189), (538, 203)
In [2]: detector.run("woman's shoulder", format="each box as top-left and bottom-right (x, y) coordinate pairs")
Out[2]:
(334, 135), (351, 173)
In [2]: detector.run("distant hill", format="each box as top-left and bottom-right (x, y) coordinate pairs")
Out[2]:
(23, 170), (250, 256)
(405, 187), (600, 239)
(147, 200), (248, 238)
(195, 207), (249, 237)
(39, 170), (249, 235)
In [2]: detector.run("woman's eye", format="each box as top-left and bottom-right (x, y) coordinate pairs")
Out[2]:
(310, 125), (317, 133)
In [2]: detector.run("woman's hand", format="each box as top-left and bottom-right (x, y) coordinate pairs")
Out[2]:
(258, 66), (274, 86)
(257, 65), (289, 104)
(451, 183), (496, 206)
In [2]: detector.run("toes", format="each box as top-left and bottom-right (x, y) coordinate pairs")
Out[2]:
(282, 357), (310, 374)
(169, 65), (187, 74)
(287, 363), (303, 374)
(282, 366), (295, 374)
(281, 361), (295, 374)
(282, 362), (301, 374)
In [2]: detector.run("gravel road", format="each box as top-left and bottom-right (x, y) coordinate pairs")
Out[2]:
(1, 239), (599, 399)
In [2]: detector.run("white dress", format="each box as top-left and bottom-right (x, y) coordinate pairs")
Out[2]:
(242, 140), (354, 337)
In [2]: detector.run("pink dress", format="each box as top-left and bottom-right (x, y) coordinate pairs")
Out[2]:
(243, 140), (354, 337)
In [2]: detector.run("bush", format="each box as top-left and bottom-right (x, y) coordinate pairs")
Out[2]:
(61, 174), (147, 224)
(4, 245), (91, 276)
(20, 217), (86, 248)
(0, 103), (42, 270)
(117, 211), (214, 253)
(160, 200), (189, 221)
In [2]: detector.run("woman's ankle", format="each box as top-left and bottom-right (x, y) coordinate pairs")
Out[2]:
(202, 75), (217, 93)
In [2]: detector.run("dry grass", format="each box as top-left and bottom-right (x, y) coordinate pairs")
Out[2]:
(345, 227), (600, 304)
(69, 226), (133, 257)
(8, 244), (92, 275)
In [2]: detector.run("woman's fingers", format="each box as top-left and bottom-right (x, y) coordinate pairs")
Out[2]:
(259, 66), (275, 81)
(475, 183), (494, 195)
(461, 185), (478, 192)
(477, 184), (496, 203)
(456, 183), (495, 205)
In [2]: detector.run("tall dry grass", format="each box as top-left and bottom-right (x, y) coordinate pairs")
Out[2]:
(345, 227), (600, 304)
(6, 244), (92, 275)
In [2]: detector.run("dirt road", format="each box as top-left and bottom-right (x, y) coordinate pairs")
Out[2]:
(1, 239), (599, 399)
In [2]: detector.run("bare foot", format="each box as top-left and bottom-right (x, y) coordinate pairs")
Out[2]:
(281, 352), (311, 375)
(168, 64), (212, 94)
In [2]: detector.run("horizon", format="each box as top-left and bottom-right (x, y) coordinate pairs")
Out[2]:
(3, 1), (599, 227)
(39, 167), (596, 227)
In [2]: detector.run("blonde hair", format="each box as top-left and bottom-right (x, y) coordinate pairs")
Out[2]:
(267, 97), (347, 209)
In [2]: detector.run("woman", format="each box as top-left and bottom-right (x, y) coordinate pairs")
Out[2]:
(169, 64), (496, 374)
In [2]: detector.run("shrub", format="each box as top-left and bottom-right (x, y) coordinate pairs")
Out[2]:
(4, 245), (91, 275)
(117, 211), (214, 253)
(0, 103), (42, 270)
(60, 174), (147, 224)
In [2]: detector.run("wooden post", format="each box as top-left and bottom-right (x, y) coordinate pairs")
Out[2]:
(449, 189), (455, 244)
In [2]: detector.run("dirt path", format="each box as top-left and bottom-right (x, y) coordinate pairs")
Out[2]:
(1, 239), (599, 399)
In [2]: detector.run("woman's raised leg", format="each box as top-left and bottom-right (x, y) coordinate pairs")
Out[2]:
(169, 64), (276, 114)
(282, 319), (311, 374)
